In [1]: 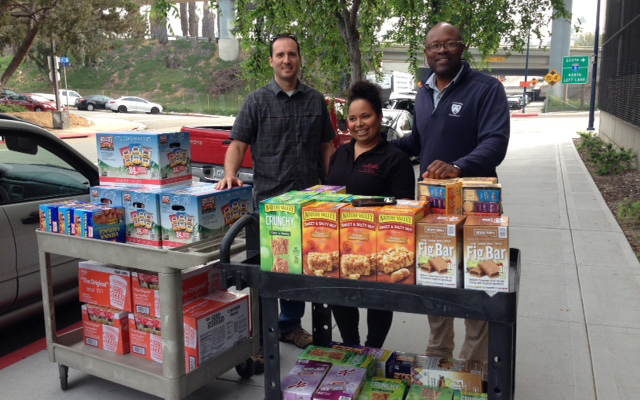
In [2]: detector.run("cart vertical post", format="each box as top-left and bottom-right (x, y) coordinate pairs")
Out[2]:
(39, 250), (57, 359)
(487, 321), (516, 399)
(311, 302), (332, 346)
(159, 268), (186, 380)
(262, 296), (281, 400)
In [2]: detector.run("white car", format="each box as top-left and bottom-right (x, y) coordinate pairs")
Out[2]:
(107, 96), (163, 114)
(30, 90), (82, 107)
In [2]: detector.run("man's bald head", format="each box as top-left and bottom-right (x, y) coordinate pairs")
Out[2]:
(424, 22), (466, 81)
(426, 22), (463, 44)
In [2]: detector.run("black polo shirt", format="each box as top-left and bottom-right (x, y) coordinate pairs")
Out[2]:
(326, 138), (415, 199)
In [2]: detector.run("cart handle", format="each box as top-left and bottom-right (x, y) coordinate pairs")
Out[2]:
(220, 213), (258, 263)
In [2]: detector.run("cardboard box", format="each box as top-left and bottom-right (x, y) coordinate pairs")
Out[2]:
(260, 197), (314, 273)
(299, 345), (351, 364)
(411, 356), (484, 395)
(57, 202), (89, 235)
(386, 351), (416, 381)
(416, 215), (466, 288)
(39, 201), (78, 233)
(461, 183), (501, 217)
(123, 187), (165, 248)
(282, 359), (332, 400)
(132, 265), (222, 317)
(418, 179), (462, 215)
(96, 132), (191, 187)
(82, 304), (130, 355)
(90, 185), (128, 207)
(312, 193), (353, 202)
(364, 348), (394, 378)
(314, 365), (367, 400)
(79, 261), (133, 312)
(303, 185), (347, 194)
(463, 216), (510, 292)
(74, 204), (126, 242)
(302, 202), (348, 278)
(160, 185), (252, 249)
(357, 377), (408, 400)
(406, 385), (455, 400)
(329, 342), (368, 354)
(339, 206), (380, 281)
(377, 203), (426, 284)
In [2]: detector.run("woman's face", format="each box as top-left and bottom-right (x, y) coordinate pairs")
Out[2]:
(347, 99), (382, 146)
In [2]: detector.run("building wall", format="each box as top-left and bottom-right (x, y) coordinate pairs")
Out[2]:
(599, 111), (640, 171)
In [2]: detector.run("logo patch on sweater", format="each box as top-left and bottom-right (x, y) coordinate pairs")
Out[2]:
(450, 102), (463, 117)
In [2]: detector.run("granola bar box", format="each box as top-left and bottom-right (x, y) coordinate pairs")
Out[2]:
(386, 351), (416, 381)
(82, 304), (130, 355)
(416, 214), (466, 288)
(418, 179), (462, 215)
(96, 132), (191, 187)
(260, 197), (314, 273)
(461, 182), (502, 217)
(303, 202), (348, 278)
(282, 359), (332, 400)
(303, 185), (347, 194)
(299, 345), (352, 364)
(312, 193), (353, 203)
(313, 364), (368, 400)
(463, 216), (510, 292)
(339, 206), (380, 281)
(406, 385), (455, 400)
(364, 348), (394, 378)
(377, 203), (426, 284)
(411, 355), (484, 395)
(357, 377), (408, 400)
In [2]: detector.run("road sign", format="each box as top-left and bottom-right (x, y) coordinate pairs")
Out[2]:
(520, 81), (531, 88)
(485, 57), (506, 62)
(544, 70), (561, 86)
(60, 57), (70, 67)
(48, 70), (60, 82)
(562, 56), (589, 84)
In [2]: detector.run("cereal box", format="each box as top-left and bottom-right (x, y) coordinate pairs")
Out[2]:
(282, 359), (332, 400)
(79, 261), (133, 312)
(303, 185), (347, 194)
(96, 132), (191, 187)
(122, 187), (165, 248)
(74, 205), (126, 242)
(363, 348), (394, 378)
(57, 202), (89, 235)
(461, 183), (501, 217)
(302, 202), (348, 278)
(416, 215), (466, 288)
(313, 365), (368, 400)
(39, 201), (77, 233)
(82, 304), (130, 355)
(386, 352), (416, 381)
(357, 377), (408, 400)
(260, 197), (314, 273)
(90, 185), (128, 207)
(377, 203), (426, 284)
(406, 385), (455, 400)
(411, 356), (483, 395)
(339, 206), (379, 281)
(463, 216), (510, 292)
(131, 264), (222, 317)
(418, 179), (462, 215)
(160, 185), (253, 249)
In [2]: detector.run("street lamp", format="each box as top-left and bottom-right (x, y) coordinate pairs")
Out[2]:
(522, 28), (531, 113)
(587, 0), (602, 131)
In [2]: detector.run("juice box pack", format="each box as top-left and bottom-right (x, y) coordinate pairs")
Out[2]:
(96, 132), (191, 187)
(411, 356), (484, 395)
(123, 187), (164, 248)
(463, 216), (510, 292)
(82, 304), (130, 355)
(416, 215), (466, 288)
(302, 202), (348, 278)
(418, 179), (461, 215)
(282, 359), (332, 400)
(313, 364), (367, 400)
(339, 206), (379, 282)
(78, 260), (133, 312)
(357, 377), (408, 400)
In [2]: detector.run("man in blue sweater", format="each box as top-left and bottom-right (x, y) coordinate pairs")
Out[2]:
(392, 22), (510, 368)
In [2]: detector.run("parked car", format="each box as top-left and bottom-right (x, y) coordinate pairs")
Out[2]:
(507, 96), (521, 110)
(386, 91), (416, 114)
(0, 114), (99, 329)
(75, 95), (112, 111)
(59, 89), (82, 107)
(107, 96), (163, 114)
(1, 88), (17, 99)
(0, 94), (59, 112)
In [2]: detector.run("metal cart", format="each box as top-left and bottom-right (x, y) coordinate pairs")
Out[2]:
(220, 214), (520, 400)
(36, 230), (260, 400)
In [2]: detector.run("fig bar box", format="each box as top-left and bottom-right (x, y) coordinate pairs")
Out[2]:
(357, 377), (408, 400)
(260, 196), (314, 273)
(339, 206), (380, 281)
(123, 187), (165, 248)
(302, 202), (348, 278)
(313, 364), (367, 400)
(418, 179), (462, 215)
(411, 356), (483, 395)
(96, 131), (191, 187)
(377, 203), (427, 284)
(464, 216), (510, 292)
(82, 304), (130, 355)
(282, 359), (332, 400)
(79, 260), (133, 312)
(416, 215), (466, 288)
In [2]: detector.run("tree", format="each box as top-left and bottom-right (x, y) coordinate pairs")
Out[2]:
(179, 3), (188, 37)
(188, 2), (199, 39)
(150, 12), (169, 45)
(202, 1), (216, 42)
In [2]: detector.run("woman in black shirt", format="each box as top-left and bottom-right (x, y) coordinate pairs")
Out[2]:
(326, 80), (415, 348)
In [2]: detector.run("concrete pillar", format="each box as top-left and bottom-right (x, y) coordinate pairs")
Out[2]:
(549, 0), (573, 98)
(218, 0), (239, 61)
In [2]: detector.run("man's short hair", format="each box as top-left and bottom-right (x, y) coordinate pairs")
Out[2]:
(270, 34), (300, 57)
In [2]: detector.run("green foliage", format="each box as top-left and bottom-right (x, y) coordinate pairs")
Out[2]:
(618, 199), (640, 224)
(544, 95), (593, 112)
(577, 132), (637, 175)
(0, 104), (28, 112)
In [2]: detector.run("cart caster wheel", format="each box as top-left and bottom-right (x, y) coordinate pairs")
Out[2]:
(58, 364), (69, 390)
(235, 358), (255, 379)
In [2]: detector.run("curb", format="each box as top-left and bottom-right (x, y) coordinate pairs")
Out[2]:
(512, 113), (539, 118)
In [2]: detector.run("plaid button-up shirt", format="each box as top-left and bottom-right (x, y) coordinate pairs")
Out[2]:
(230, 80), (336, 202)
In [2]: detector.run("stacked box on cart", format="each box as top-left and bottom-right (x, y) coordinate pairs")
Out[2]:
(303, 185), (347, 194)
(418, 179), (462, 215)
(386, 351), (416, 381)
(411, 355), (484, 395)
(463, 216), (510, 292)
(122, 187), (165, 248)
(282, 359), (332, 400)
(302, 202), (348, 278)
(357, 377), (408, 400)
(82, 304), (130, 355)
(406, 385), (455, 400)
(313, 364), (368, 399)
(311, 193), (352, 203)
(96, 131), (191, 187)
(416, 214), (466, 288)
(461, 182), (502, 217)
(299, 345), (351, 364)
(74, 204), (126, 242)
(339, 206), (380, 282)
(329, 342), (368, 354)
(363, 347), (394, 378)
(90, 185), (129, 207)
(57, 202), (89, 235)
(79, 261), (133, 312)
(39, 200), (78, 233)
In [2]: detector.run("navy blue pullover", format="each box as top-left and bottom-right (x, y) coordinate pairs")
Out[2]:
(393, 62), (510, 177)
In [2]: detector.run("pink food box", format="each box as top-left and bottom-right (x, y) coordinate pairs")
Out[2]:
(282, 359), (332, 400)
(313, 365), (367, 399)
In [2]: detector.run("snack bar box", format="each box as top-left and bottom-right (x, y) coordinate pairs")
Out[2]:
(79, 260), (133, 312)
(160, 185), (253, 249)
(123, 187), (165, 248)
(302, 185), (347, 194)
(339, 206), (380, 282)
(416, 214), (466, 288)
(57, 202), (89, 235)
(411, 355), (484, 395)
(82, 304), (130, 355)
(282, 359), (332, 400)
(302, 202), (348, 278)
(313, 364), (367, 400)
(461, 182), (502, 217)
(96, 132), (191, 187)
(405, 385), (455, 400)
(463, 216), (510, 292)
(357, 377), (408, 400)
(418, 179), (461, 214)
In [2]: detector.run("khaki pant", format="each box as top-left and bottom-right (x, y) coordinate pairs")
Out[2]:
(427, 315), (488, 367)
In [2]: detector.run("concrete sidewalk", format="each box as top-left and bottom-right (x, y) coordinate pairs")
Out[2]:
(1, 114), (638, 400)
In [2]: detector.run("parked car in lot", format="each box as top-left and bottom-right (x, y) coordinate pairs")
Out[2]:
(0, 94), (60, 112)
(107, 96), (163, 114)
(385, 91), (416, 113)
(1, 88), (17, 99)
(59, 89), (82, 107)
(75, 95), (112, 111)
(0, 114), (99, 329)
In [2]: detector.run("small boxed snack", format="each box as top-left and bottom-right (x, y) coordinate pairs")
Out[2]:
(82, 304), (130, 355)
(299, 345), (351, 364)
(377, 202), (427, 284)
(416, 215), (466, 288)
(79, 261), (133, 312)
(57, 202), (88, 235)
(458, 177), (498, 184)
(314, 364), (367, 399)
(357, 377), (408, 400)
(123, 187), (164, 248)
(260, 196), (314, 273)
(418, 179), (461, 215)
(339, 206), (380, 281)
(455, 393), (488, 400)
(364, 348), (394, 378)
(90, 185), (128, 207)
(386, 351), (416, 381)
(302, 202), (348, 278)
(128, 313), (164, 363)
(74, 204), (126, 242)
(464, 216), (510, 292)
(303, 185), (347, 194)
(411, 356), (483, 395)
(329, 342), (368, 354)
(312, 193), (353, 202)
(39, 201), (77, 233)
(338, 353), (376, 376)
(406, 385), (455, 400)
(461, 183), (501, 217)
(282, 359), (332, 400)
(96, 132), (191, 187)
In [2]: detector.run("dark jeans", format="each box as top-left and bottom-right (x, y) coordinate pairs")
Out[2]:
(331, 305), (393, 348)
(279, 299), (305, 334)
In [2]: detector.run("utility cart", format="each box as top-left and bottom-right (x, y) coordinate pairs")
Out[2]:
(220, 214), (521, 400)
(36, 230), (259, 400)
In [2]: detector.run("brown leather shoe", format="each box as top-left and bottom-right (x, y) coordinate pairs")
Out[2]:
(251, 348), (264, 375)
(279, 326), (313, 349)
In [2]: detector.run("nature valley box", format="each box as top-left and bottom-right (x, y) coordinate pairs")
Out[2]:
(464, 216), (510, 292)
(339, 206), (380, 281)
(302, 202), (348, 278)
(406, 385), (455, 400)
(418, 179), (462, 215)
(357, 377), (408, 400)
(377, 203), (426, 284)
(303, 185), (347, 194)
(416, 215), (466, 288)
(260, 197), (314, 273)
(312, 193), (353, 203)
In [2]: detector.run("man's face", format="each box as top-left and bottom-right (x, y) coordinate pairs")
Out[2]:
(269, 37), (301, 82)
(425, 26), (465, 77)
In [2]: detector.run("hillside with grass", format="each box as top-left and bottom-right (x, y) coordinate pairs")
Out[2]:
(1, 38), (247, 115)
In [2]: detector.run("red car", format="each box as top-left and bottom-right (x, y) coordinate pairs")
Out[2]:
(0, 93), (60, 111)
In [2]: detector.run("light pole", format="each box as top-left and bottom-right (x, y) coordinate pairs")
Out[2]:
(587, 0), (602, 131)
(522, 29), (531, 113)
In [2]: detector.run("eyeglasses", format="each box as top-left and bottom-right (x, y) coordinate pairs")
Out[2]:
(270, 34), (298, 44)
(425, 40), (465, 53)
